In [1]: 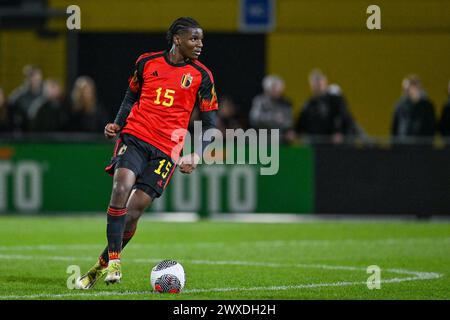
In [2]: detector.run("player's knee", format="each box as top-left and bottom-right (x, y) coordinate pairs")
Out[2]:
(111, 181), (133, 199)
(127, 190), (153, 216)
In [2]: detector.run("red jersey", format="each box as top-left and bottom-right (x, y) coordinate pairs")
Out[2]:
(121, 51), (218, 160)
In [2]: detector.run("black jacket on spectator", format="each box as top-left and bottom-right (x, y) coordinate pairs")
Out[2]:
(439, 98), (450, 137)
(391, 96), (436, 137)
(296, 93), (356, 135)
(249, 95), (294, 131)
(67, 105), (109, 133)
(0, 108), (9, 132)
(28, 97), (67, 132)
(7, 85), (43, 132)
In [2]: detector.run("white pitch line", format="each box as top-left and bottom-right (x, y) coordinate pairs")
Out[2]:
(0, 253), (443, 280)
(0, 237), (448, 252)
(0, 290), (153, 300)
(0, 253), (443, 300)
(246, 237), (450, 247)
(0, 273), (441, 300)
(184, 275), (441, 294)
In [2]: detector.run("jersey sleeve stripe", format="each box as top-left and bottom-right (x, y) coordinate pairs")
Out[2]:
(191, 60), (214, 83)
(136, 51), (165, 64)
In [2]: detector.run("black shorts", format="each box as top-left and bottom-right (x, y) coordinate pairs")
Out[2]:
(105, 133), (176, 199)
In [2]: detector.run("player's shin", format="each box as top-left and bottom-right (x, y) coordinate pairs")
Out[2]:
(98, 209), (140, 266)
(122, 228), (136, 248)
(106, 206), (127, 262)
(98, 228), (136, 266)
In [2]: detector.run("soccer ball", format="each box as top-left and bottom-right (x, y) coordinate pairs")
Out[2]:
(150, 260), (185, 293)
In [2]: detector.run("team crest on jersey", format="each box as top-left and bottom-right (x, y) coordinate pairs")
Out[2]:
(180, 73), (193, 89)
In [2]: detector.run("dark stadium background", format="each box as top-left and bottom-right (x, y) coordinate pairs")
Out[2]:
(75, 32), (265, 122)
(0, 0), (449, 217)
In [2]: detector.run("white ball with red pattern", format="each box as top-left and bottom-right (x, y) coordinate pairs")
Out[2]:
(150, 260), (185, 293)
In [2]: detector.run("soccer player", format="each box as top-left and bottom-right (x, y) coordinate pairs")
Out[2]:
(76, 17), (218, 289)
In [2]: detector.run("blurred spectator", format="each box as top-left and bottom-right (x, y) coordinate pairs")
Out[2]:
(68, 76), (108, 132)
(249, 75), (295, 143)
(217, 95), (242, 135)
(28, 79), (67, 132)
(7, 65), (43, 132)
(327, 83), (342, 96)
(295, 69), (358, 144)
(328, 83), (366, 139)
(439, 80), (450, 140)
(391, 75), (436, 140)
(0, 88), (9, 132)
(392, 76), (411, 119)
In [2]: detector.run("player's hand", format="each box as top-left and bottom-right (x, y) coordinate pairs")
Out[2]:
(178, 153), (200, 174)
(104, 123), (121, 139)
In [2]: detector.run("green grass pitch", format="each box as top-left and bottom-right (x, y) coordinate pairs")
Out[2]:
(0, 216), (448, 300)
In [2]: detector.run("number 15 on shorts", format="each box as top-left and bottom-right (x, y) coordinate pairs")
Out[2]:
(154, 159), (173, 179)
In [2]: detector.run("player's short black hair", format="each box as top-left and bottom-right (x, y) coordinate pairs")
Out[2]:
(166, 17), (201, 47)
